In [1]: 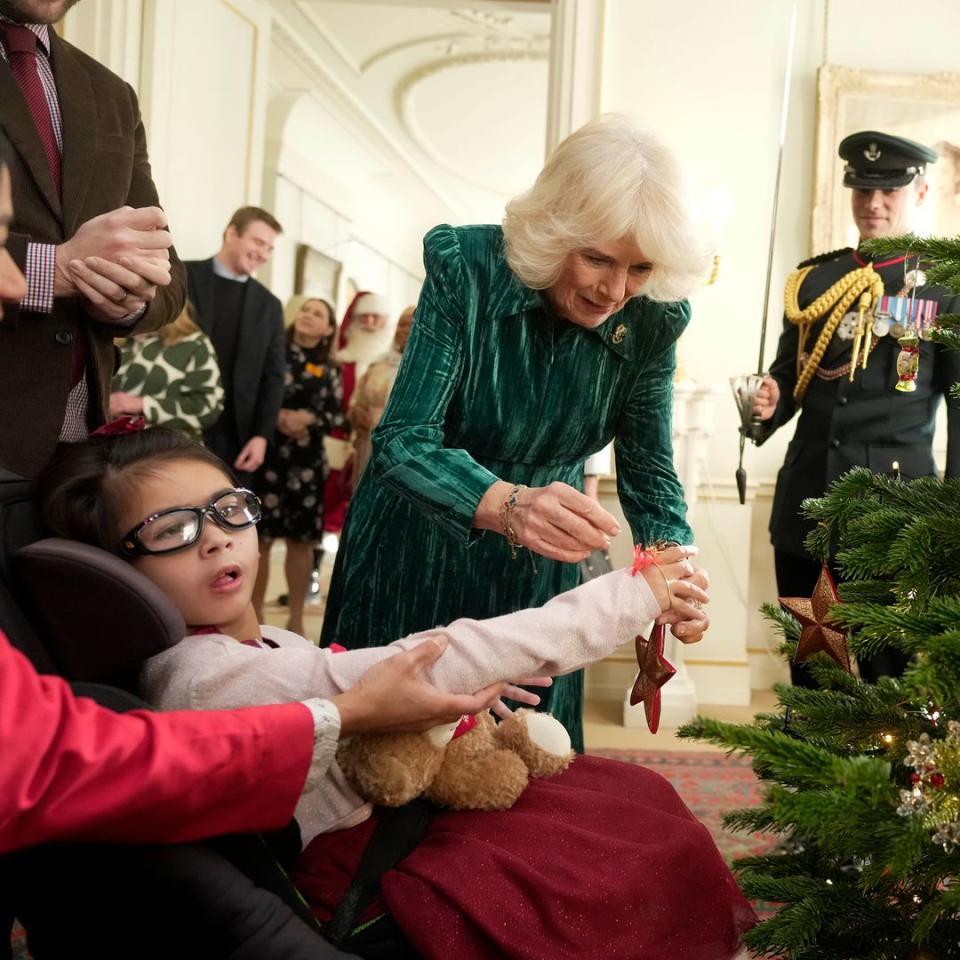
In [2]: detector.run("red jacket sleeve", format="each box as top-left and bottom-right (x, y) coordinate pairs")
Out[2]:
(0, 632), (313, 853)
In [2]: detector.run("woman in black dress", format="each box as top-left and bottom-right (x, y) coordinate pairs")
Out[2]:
(254, 297), (346, 634)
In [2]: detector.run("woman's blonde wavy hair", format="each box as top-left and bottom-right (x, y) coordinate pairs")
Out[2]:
(502, 114), (709, 303)
(156, 301), (203, 346)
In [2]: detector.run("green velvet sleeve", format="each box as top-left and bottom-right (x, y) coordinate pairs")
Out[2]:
(614, 300), (694, 546)
(370, 225), (498, 543)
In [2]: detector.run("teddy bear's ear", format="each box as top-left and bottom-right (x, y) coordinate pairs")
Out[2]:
(494, 710), (575, 780)
(337, 732), (446, 807)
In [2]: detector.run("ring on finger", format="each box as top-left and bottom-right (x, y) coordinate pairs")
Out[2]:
(114, 289), (129, 305)
(691, 599), (704, 610)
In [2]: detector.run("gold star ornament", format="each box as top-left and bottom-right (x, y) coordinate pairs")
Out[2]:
(630, 623), (676, 733)
(780, 565), (851, 672)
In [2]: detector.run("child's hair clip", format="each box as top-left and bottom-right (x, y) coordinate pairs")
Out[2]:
(90, 415), (148, 438)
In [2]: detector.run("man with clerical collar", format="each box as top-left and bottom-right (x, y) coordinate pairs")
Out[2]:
(186, 207), (285, 484)
(753, 130), (960, 685)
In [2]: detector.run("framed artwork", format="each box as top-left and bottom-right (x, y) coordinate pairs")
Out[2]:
(294, 244), (342, 305)
(813, 65), (960, 253)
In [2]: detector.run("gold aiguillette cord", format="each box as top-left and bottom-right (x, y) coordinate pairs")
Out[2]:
(848, 291), (873, 380)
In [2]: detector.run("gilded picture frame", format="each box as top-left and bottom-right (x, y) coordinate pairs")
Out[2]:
(813, 65), (960, 254)
(294, 244), (342, 305)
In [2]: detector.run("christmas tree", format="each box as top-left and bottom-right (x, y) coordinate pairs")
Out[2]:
(680, 235), (960, 960)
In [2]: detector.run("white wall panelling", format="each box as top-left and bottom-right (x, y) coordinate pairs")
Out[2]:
(138, 0), (272, 260)
(62, 0), (144, 88)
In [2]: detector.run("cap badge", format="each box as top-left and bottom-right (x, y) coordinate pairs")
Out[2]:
(864, 143), (881, 162)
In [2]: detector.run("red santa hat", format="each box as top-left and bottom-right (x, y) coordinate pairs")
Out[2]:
(337, 291), (391, 351)
(353, 292), (391, 317)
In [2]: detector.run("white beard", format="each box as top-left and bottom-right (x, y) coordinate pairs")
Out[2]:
(335, 324), (395, 368)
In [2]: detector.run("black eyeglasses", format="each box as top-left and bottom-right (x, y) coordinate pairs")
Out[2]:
(119, 488), (261, 556)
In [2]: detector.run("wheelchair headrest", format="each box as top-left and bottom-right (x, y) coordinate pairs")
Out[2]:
(0, 474), (55, 672)
(16, 538), (185, 686)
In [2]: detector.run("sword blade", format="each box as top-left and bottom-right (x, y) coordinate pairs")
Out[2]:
(757, 0), (799, 376)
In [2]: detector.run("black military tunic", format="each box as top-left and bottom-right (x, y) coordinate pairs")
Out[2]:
(759, 248), (960, 559)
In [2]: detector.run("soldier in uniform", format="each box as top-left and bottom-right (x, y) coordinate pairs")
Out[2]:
(754, 130), (960, 684)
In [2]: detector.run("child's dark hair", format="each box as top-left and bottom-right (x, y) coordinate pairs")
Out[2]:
(37, 428), (235, 554)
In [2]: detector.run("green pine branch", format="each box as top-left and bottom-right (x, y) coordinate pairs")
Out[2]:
(914, 880), (960, 943)
(862, 235), (960, 293)
(921, 262), (960, 291)
(689, 405), (960, 954)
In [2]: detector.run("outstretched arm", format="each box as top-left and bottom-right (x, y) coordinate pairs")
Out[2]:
(156, 561), (705, 717)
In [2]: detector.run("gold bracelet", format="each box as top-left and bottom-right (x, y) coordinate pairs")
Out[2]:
(653, 565), (673, 610)
(651, 541), (679, 608)
(499, 484), (524, 560)
(632, 542), (674, 609)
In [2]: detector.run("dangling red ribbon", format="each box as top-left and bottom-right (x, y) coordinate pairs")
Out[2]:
(628, 544), (676, 733)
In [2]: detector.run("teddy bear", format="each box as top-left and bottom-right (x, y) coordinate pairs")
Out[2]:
(336, 708), (575, 811)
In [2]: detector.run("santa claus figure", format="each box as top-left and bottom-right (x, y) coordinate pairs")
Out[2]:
(323, 291), (393, 537)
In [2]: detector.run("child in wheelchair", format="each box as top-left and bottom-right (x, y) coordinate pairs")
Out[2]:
(37, 425), (754, 960)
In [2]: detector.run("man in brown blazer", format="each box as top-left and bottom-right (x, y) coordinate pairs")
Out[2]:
(0, 0), (185, 478)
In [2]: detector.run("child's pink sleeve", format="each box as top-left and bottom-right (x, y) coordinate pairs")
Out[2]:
(388, 567), (661, 694)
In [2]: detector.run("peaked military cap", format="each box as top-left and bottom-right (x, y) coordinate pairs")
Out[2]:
(838, 130), (938, 189)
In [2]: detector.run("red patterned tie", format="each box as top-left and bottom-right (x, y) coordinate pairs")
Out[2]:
(1, 22), (61, 193)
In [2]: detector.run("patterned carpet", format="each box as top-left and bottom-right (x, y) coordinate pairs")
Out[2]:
(10, 749), (774, 957)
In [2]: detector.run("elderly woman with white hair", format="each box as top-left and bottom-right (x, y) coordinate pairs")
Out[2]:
(321, 115), (711, 750)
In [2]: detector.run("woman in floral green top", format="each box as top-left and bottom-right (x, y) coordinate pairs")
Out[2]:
(321, 116), (711, 749)
(254, 298), (346, 635)
(111, 303), (223, 440)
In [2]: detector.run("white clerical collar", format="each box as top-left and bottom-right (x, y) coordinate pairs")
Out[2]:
(212, 256), (250, 283)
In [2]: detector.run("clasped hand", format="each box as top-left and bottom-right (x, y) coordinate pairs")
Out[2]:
(479, 481), (711, 644)
(55, 206), (174, 323)
(277, 408), (315, 439)
(640, 544), (710, 645)
(751, 375), (780, 422)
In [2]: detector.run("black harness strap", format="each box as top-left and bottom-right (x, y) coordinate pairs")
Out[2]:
(324, 799), (435, 947)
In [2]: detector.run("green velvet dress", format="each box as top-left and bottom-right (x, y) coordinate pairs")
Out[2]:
(321, 224), (693, 750)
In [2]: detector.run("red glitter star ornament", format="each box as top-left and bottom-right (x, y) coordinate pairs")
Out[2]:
(779, 565), (851, 672)
(630, 623), (676, 734)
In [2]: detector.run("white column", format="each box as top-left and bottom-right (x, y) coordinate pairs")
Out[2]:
(622, 384), (719, 729)
(545, 0), (605, 151)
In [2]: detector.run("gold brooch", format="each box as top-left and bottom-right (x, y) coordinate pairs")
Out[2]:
(612, 324), (627, 344)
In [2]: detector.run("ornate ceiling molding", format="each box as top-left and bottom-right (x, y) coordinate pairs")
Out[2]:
(270, 16), (467, 216)
(361, 31), (519, 73)
(450, 7), (529, 30)
(396, 45), (549, 194)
